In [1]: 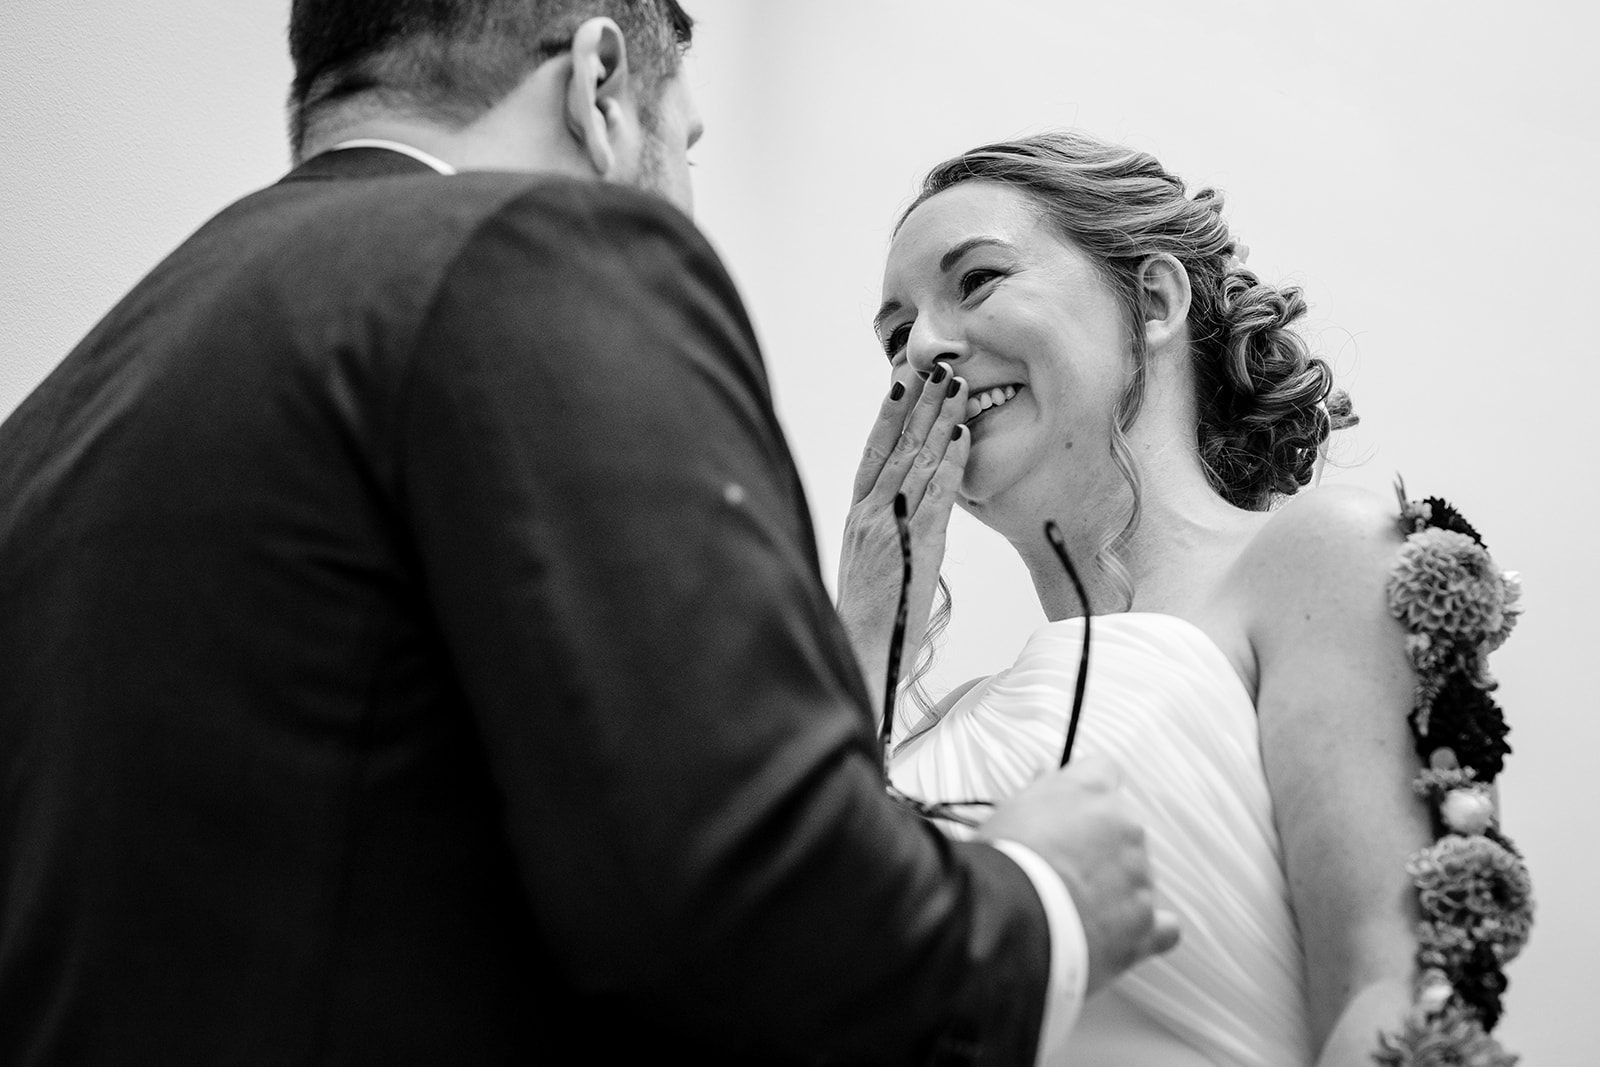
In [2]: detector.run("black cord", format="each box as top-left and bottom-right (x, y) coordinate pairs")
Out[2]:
(879, 493), (912, 757)
(883, 517), (1096, 827)
(1044, 521), (1092, 767)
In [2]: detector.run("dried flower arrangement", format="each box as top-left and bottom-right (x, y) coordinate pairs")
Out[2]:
(1374, 483), (1531, 1067)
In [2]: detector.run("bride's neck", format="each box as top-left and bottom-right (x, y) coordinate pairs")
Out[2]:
(1009, 438), (1254, 621)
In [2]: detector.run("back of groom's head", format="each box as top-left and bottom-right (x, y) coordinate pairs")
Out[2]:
(288, 0), (694, 157)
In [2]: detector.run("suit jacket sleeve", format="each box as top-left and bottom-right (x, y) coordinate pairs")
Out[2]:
(398, 180), (1051, 1063)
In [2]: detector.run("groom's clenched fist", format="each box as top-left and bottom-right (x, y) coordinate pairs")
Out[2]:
(979, 755), (1180, 995)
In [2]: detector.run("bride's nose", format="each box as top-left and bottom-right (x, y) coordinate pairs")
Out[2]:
(905, 319), (969, 379)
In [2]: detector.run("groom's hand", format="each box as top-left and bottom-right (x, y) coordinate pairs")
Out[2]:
(978, 755), (1180, 996)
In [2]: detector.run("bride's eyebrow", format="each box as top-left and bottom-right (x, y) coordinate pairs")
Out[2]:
(939, 236), (1015, 272)
(873, 237), (1017, 333)
(872, 299), (903, 335)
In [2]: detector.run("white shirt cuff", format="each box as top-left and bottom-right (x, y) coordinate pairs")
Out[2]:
(991, 839), (1089, 1067)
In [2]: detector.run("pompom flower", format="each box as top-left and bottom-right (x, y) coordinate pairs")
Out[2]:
(1416, 674), (1511, 782)
(1420, 496), (1487, 549)
(1408, 835), (1533, 964)
(1388, 529), (1510, 648)
(1374, 1003), (1518, 1067)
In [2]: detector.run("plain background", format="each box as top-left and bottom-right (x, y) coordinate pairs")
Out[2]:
(1, 2), (1593, 1060)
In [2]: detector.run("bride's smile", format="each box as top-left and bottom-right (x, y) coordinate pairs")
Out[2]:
(877, 180), (1134, 518)
(962, 382), (1022, 424)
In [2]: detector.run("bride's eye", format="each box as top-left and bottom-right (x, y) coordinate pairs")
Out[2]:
(959, 268), (1002, 299)
(882, 323), (911, 358)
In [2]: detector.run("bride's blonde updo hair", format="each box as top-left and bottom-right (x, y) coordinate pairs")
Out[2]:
(903, 129), (1355, 514)
(897, 131), (1355, 714)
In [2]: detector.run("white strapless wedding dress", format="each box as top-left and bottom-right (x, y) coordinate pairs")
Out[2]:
(890, 613), (1314, 1066)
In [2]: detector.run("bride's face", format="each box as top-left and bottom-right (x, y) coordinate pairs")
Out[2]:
(876, 181), (1132, 521)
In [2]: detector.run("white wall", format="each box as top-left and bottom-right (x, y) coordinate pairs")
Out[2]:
(2, 2), (1593, 1061)
(0, 4), (294, 405)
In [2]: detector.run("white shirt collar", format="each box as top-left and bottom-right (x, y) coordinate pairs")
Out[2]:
(327, 139), (457, 176)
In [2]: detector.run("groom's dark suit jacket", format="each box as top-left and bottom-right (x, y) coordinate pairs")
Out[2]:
(0, 149), (1050, 1064)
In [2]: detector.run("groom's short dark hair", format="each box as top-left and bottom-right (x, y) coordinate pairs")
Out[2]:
(288, 0), (694, 155)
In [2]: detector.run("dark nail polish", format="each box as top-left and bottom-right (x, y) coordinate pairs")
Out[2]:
(890, 381), (905, 401)
(947, 375), (961, 398)
(953, 424), (966, 441)
(931, 363), (948, 385)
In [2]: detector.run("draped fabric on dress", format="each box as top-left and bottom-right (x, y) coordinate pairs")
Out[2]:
(891, 613), (1314, 1067)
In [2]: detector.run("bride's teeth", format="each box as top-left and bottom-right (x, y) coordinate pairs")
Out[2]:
(965, 385), (1022, 420)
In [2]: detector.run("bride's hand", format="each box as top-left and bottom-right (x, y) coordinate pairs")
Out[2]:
(836, 361), (969, 724)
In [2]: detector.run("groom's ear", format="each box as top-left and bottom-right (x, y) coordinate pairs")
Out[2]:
(564, 17), (636, 179)
(1137, 253), (1193, 353)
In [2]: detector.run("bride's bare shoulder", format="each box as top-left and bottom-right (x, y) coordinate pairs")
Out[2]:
(1231, 484), (1405, 618)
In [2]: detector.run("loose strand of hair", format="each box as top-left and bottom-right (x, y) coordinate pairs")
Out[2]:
(904, 574), (953, 728)
(1099, 416), (1142, 613)
(1093, 300), (1152, 614)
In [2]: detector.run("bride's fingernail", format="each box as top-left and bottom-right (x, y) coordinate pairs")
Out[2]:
(947, 375), (962, 398)
(952, 423), (966, 441)
(890, 381), (905, 401)
(930, 362), (949, 385)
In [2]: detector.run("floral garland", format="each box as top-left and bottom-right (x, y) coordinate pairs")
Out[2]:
(1373, 482), (1532, 1067)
